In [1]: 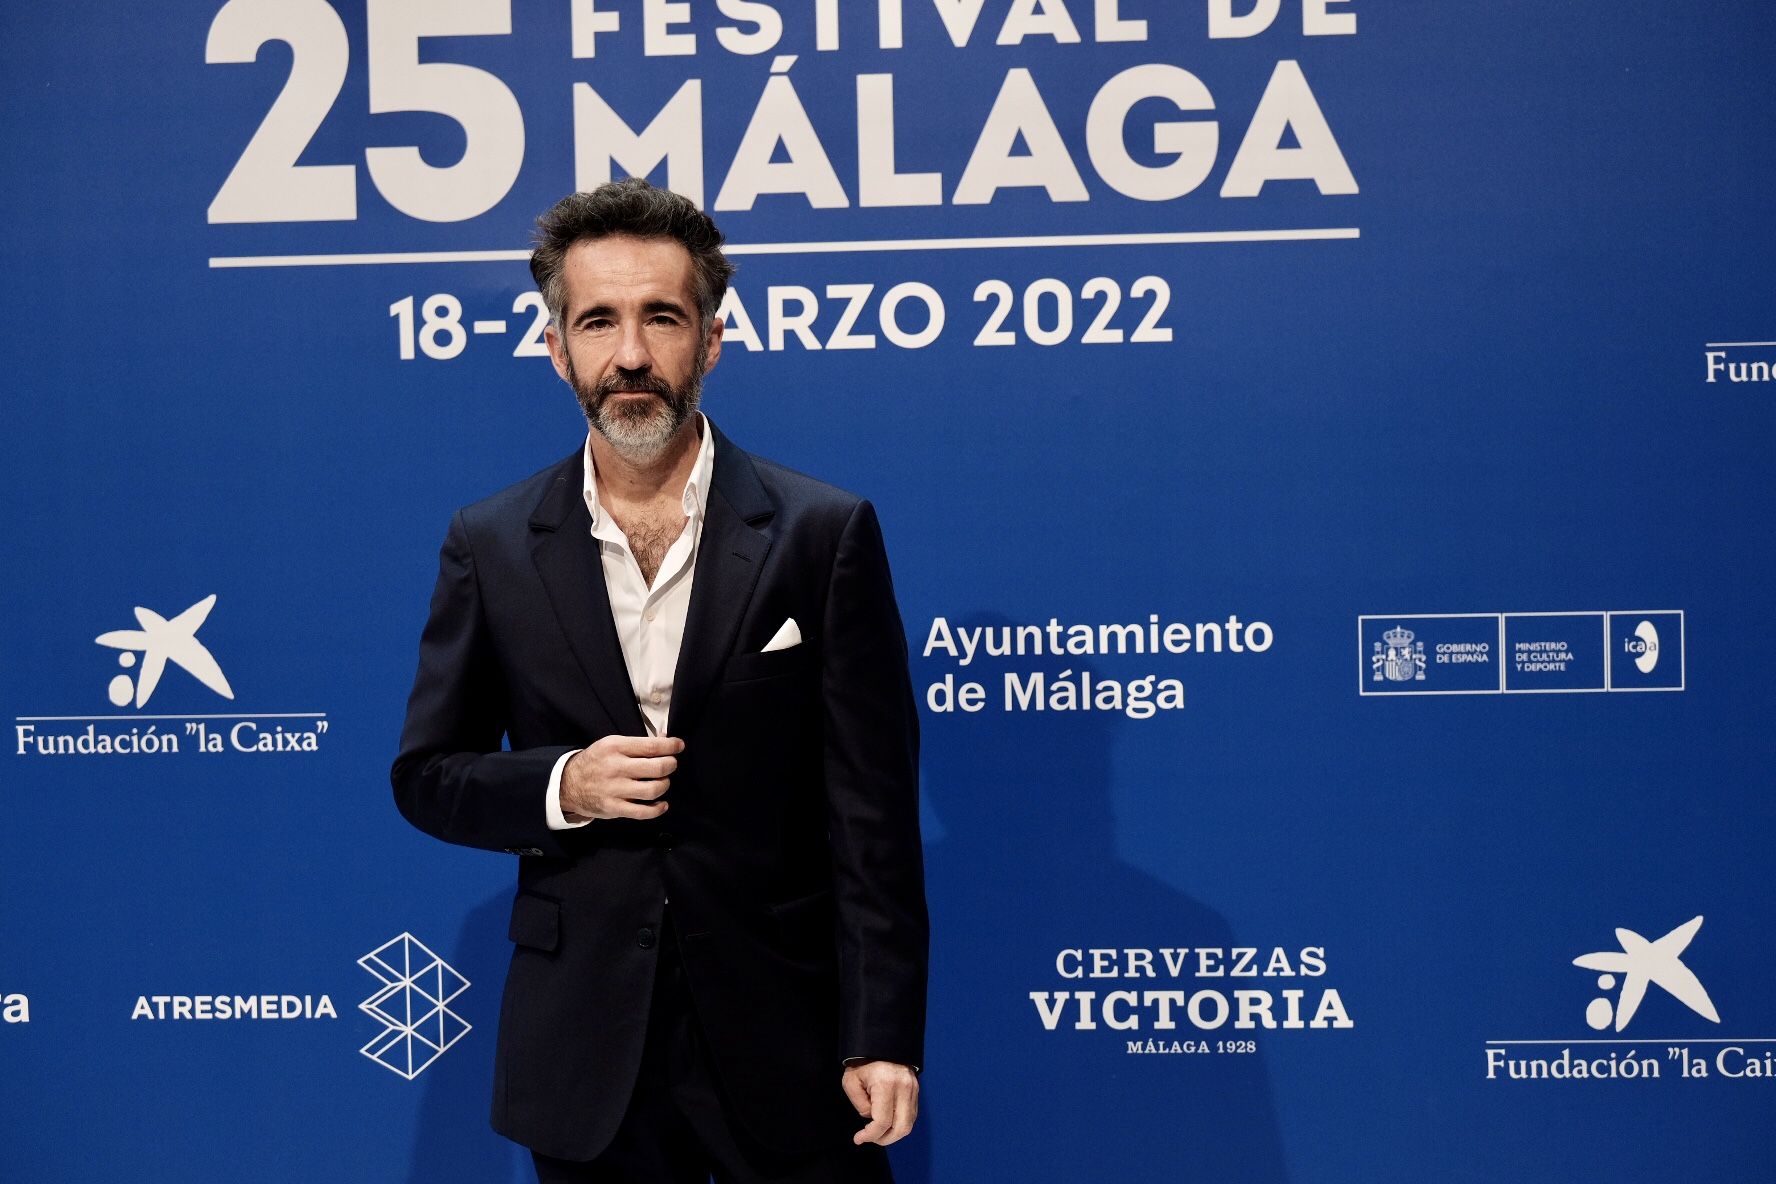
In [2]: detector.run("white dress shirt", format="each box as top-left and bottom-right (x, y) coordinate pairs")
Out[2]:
(545, 413), (715, 829)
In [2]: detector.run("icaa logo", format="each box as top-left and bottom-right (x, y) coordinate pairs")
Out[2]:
(1622, 619), (1660, 674)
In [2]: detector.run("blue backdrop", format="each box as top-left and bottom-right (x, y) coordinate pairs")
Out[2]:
(5, 2), (1775, 1180)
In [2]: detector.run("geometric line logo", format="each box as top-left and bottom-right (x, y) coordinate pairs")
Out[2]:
(358, 933), (471, 1080)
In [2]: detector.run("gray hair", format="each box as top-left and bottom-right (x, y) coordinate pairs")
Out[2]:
(530, 179), (735, 329)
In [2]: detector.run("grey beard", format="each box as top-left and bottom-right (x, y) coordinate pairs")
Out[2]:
(590, 383), (699, 464)
(570, 355), (705, 466)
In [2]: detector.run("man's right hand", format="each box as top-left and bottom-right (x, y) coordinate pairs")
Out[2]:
(559, 735), (683, 821)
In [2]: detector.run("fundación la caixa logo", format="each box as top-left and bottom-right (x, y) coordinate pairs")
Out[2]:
(1358, 611), (1683, 696)
(94, 593), (235, 708)
(1484, 914), (1776, 1084)
(1572, 917), (1717, 1034)
(1704, 338), (1776, 385)
(13, 592), (329, 758)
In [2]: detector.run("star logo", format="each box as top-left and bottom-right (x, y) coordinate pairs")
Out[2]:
(94, 594), (235, 708)
(1572, 916), (1721, 1032)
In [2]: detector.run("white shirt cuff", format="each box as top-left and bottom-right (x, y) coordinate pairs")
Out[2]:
(545, 748), (590, 830)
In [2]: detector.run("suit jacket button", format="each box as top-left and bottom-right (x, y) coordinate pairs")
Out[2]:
(637, 927), (657, 949)
(656, 831), (675, 850)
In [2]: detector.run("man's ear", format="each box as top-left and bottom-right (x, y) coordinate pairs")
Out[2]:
(544, 322), (572, 384)
(702, 315), (724, 375)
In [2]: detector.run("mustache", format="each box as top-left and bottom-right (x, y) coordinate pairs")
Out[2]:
(594, 368), (676, 400)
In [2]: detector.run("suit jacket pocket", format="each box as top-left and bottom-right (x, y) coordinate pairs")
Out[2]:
(508, 891), (561, 952)
(767, 889), (835, 951)
(724, 644), (815, 684)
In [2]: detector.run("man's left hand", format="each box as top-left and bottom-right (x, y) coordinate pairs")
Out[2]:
(841, 1060), (919, 1146)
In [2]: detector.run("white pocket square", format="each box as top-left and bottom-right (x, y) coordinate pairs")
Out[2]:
(761, 618), (802, 652)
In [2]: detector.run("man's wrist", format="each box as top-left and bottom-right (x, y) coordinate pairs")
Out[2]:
(843, 1056), (920, 1074)
(544, 748), (590, 830)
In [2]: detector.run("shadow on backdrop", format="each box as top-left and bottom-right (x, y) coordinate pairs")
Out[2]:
(899, 612), (1289, 1184)
(403, 612), (1287, 1184)
(406, 888), (534, 1184)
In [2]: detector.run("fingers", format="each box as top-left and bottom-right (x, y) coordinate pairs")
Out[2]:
(841, 1070), (871, 1116)
(567, 736), (682, 820)
(618, 777), (670, 800)
(888, 1078), (918, 1143)
(843, 1068), (889, 1146)
(606, 734), (685, 757)
(587, 755), (674, 786)
(853, 1102), (892, 1147)
(604, 797), (669, 821)
(613, 775), (669, 819)
(563, 763), (669, 792)
(847, 1068), (918, 1146)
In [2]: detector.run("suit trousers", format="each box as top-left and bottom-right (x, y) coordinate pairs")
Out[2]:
(531, 912), (894, 1184)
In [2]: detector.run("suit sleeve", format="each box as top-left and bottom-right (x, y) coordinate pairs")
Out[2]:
(390, 510), (576, 857)
(821, 498), (928, 1069)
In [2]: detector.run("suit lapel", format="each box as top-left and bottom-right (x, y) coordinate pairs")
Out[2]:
(667, 424), (774, 741)
(529, 451), (651, 736)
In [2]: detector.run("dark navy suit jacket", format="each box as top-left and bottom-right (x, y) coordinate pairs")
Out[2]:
(391, 421), (927, 1162)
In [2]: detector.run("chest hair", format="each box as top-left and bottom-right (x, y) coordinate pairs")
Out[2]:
(614, 508), (688, 587)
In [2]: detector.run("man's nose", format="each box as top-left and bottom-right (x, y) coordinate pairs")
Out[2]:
(613, 322), (653, 372)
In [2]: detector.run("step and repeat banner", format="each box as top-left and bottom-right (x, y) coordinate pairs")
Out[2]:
(4, 2), (1774, 1180)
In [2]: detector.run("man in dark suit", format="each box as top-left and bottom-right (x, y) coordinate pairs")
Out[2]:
(391, 179), (926, 1183)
